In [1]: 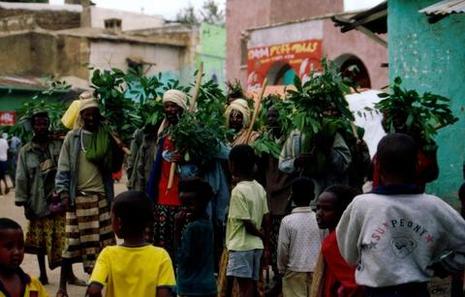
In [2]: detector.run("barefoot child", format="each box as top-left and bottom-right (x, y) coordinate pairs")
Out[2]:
(86, 191), (175, 297)
(176, 179), (217, 297)
(0, 218), (48, 297)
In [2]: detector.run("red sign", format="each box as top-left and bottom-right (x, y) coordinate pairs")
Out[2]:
(247, 39), (323, 90)
(0, 112), (16, 126)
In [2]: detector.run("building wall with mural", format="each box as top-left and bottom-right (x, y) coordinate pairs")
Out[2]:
(226, 0), (344, 86)
(389, 0), (465, 204)
(246, 15), (388, 90)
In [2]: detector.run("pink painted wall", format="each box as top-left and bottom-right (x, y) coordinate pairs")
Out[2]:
(226, 0), (388, 90)
(226, 0), (343, 86)
(323, 19), (388, 89)
(225, 0), (271, 88)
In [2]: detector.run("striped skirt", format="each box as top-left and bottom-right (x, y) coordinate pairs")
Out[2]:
(62, 193), (115, 274)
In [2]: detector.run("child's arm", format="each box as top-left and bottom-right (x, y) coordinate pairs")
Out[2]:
(243, 220), (264, 240)
(156, 287), (173, 297)
(277, 217), (289, 274)
(87, 248), (109, 297)
(86, 283), (103, 297)
(261, 212), (272, 265)
(155, 250), (176, 297)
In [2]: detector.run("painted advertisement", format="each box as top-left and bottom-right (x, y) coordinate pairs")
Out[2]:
(0, 111), (16, 126)
(247, 39), (323, 90)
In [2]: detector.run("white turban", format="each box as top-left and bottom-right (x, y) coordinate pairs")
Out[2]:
(163, 89), (188, 111)
(225, 98), (251, 128)
(79, 98), (99, 112)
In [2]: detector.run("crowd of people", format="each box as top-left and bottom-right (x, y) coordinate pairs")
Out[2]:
(1, 88), (465, 297)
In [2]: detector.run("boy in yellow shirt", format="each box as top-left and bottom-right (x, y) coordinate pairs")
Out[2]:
(87, 191), (175, 297)
(0, 218), (48, 297)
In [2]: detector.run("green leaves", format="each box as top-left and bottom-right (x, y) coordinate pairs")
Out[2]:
(251, 132), (281, 158)
(166, 76), (230, 168)
(375, 76), (458, 147)
(286, 58), (354, 152)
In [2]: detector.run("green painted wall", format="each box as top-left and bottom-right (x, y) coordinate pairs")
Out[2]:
(0, 90), (42, 111)
(197, 23), (226, 89)
(389, 0), (465, 204)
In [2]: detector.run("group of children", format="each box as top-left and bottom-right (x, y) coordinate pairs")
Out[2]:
(1, 133), (465, 297)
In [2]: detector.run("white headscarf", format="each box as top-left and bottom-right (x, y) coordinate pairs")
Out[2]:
(225, 98), (251, 128)
(157, 89), (189, 136)
(162, 89), (188, 111)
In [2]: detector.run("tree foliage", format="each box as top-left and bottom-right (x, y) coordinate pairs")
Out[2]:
(176, 0), (224, 25)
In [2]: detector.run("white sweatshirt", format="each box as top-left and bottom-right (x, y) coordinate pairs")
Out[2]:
(336, 192), (465, 287)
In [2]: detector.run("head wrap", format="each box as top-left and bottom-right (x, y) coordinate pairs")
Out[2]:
(163, 89), (189, 111)
(225, 98), (251, 128)
(75, 92), (99, 128)
(79, 98), (99, 113)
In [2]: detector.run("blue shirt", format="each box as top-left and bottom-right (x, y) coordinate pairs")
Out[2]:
(176, 217), (217, 296)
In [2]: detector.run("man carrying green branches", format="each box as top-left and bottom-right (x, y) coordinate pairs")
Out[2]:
(55, 97), (123, 297)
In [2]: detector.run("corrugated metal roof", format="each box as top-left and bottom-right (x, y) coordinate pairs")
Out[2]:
(419, 0), (465, 15)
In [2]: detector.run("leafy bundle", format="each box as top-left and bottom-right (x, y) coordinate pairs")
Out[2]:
(11, 80), (70, 142)
(91, 68), (142, 144)
(287, 59), (354, 151)
(252, 94), (292, 158)
(376, 77), (458, 148)
(166, 76), (229, 168)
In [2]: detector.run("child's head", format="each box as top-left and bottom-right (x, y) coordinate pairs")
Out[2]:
(179, 179), (213, 215)
(316, 185), (358, 230)
(111, 191), (153, 239)
(377, 133), (418, 185)
(0, 218), (24, 272)
(290, 177), (314, 207)
(229, 144), (256, 177)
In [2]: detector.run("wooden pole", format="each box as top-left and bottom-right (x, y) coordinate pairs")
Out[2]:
(111, 133), (131, 155)
(167, 63), (204, 190)
(245, 78), (268, 144)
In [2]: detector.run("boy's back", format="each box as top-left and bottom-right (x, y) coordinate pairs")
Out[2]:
(89, 245), (175, 297)
(337, 192), (465, 287)
(226, 180), (268, 251)
(278, 207), (321, 273)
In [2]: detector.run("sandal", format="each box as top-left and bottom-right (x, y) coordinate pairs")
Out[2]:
(56, 288), (69, 297)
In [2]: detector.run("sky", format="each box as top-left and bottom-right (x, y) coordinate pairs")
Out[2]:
(48, 0), (383, 20)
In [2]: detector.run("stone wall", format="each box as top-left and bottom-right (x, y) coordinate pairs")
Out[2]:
(0, 9), (80, 30)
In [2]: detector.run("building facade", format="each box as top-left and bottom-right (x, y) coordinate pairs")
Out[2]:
(389, 0), (465, 203)
(226, 0), (388, 90)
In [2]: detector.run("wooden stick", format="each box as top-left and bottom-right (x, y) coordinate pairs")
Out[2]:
(111, 133), (131, 155)
(167, 63), (204, 190)
(245, 78), (267, 144)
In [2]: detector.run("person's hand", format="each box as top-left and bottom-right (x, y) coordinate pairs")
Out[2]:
(60, 192), (70, 211)
(294, 153), (313, 169)
(162, 150), (182, 162)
